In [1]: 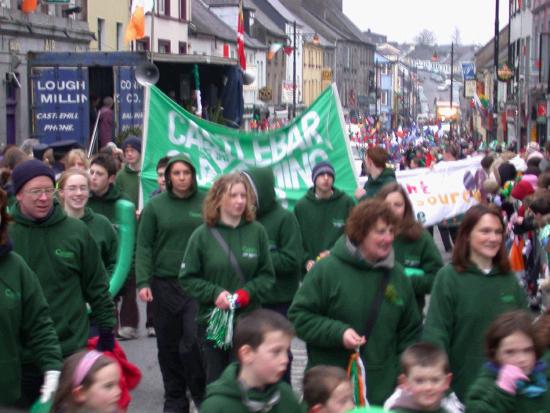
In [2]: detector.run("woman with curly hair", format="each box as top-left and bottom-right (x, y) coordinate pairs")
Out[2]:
(179, 172), (275, 384)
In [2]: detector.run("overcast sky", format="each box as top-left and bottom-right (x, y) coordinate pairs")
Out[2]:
(343, 0), (510, 46)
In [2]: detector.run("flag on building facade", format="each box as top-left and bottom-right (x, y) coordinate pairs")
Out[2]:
(21, 0), (38, 13)
(267, 42), (283, 61)
(126, 0), (155, 43)
(237, 0), (246, 70)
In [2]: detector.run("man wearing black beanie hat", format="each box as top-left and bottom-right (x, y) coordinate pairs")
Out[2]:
(8, 159), (116, 406)
(294, 160), (355, 276)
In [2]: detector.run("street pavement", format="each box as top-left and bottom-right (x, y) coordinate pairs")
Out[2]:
(120, 229), (450, 413)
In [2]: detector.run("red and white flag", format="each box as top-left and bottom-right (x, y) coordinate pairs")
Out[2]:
(237, 0), (246, 70)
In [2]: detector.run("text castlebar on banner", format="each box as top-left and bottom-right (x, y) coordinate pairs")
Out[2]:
(140, 84), (358, 209)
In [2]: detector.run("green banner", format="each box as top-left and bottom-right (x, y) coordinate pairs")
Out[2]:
(141, 84), (358, 209)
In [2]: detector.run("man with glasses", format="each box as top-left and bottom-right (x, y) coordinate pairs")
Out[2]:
(8, 159), (115, 406)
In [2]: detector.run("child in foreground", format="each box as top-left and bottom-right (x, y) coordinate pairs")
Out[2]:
(51, 350), (121, 413)
(199, 309), (301, 413)
(465, 310), (550, 412)
(302, 365), (355, 413)
(385, 342), (453, 413)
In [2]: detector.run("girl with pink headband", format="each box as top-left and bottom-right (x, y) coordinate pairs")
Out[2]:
(51, 350), (121, 413)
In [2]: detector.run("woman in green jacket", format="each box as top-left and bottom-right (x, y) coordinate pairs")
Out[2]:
(288, 199), (422, 406)
(57, 169), (117, 278)
(376, 182), (443, 314)
(0, 188), (63, 407)
(180, 173), (275, 384)
(423, 204), (527, 401)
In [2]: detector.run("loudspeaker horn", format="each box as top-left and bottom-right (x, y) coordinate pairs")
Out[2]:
(135, 61), (160, 86)
(243, 70), (255, 86)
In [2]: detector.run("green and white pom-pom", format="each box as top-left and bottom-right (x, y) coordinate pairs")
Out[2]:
(206, 294), (237, 350)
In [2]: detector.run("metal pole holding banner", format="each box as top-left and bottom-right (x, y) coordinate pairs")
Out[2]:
(293, 20), (297, 119)
(87, 111), (101, 158)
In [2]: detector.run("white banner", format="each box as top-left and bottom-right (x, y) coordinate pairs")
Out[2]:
(396, 156), (482, 227)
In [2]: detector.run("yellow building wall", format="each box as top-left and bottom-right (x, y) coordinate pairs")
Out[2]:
(87, 0), (131, 51)
(303, 44), (323, 107)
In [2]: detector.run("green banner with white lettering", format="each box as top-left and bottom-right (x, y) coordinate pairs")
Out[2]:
(140, 84), (358, 209)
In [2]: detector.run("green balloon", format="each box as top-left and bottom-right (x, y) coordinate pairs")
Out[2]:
(109, 199), (136, 297)
(347, 406), (385, 413)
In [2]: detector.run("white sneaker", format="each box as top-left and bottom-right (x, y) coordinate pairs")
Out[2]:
(117, 326), (138, 340)
(147, 327), (156, 337)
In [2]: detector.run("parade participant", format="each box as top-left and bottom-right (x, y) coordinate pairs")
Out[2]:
(113, 136), (141, 339)
(465, 311), (550, 412)
(88, 153), (128, 222)
(288, 199), (422, 405)
(0, 188), (63, 408)
(51, 350), (121, 413)
(385, 342), (453, 413)
(180, 173), (275, 384)
(88, 153), (137, 340)
(294, 161), (354, 275)
(136, 154), (206, 412)
(475, 155), (494, 205)
(423, 205), (527, 401)
(150, 156), (171, 198)
(242, 167), (303, 382)
(302, 366), (355, 413)
(9, 159), (116, 404)
(199, 309), (301, 413)
(58, 169), (118, 278)
(377, 183), (443, 314)
(356, 146), (396, 200)
(65, 149), (89, 171)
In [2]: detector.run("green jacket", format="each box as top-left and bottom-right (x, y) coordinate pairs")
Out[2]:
(393, 230), (443, 313)
(0, 249), (62, 405)
(423, 264), (527, 401)
(179, 220), (275, 323)
(9, 202), (115, 357)
(390, 408), (446, 413)
(87, 183), (129, 223)
(136, 155), (205, 288)
(294, 187), (354, 271)
(362, 167), (397, 199)
(81, 207), (118, 278)
(200, 362), (301, 413)
(288, 236), (421, 405)
(465, 363), (550, 413)
(242, 167), (303, 304)
(116, 164), (140, 207)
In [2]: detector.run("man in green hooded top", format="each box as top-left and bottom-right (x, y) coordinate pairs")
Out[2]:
(294, 161), (355, 277)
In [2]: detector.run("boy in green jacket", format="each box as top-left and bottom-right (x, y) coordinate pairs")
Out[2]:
(199, 309), (301, 413)
(386, 342), (452, 413)
(9, 160), (115, 404)
(294, 161), (354, 276)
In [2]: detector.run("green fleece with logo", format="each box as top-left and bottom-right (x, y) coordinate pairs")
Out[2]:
(136, 155), (205, 288)
(200, 362), (301, 413)
(81, 207), (118, 278)
(294, 187), (354, 271)
(465, 364), (550, 413)
(423, 264), (527, 401)
(87, 183), (129, 223)
(9, 202), (115, 357)
(179, 219), (275, 323)
(242, 167), (303, 304)
(362, 167), (397, 199)
(393, 230), (443, 313)
(116, 164), (140, 207)
(0, 250), (62, 405)
(288, 236), (421, 406)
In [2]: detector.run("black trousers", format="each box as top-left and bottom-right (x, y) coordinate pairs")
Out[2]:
(16, 363), (42, 408)
(151, 277), (205, 413)
(198, 324), (234, 385)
